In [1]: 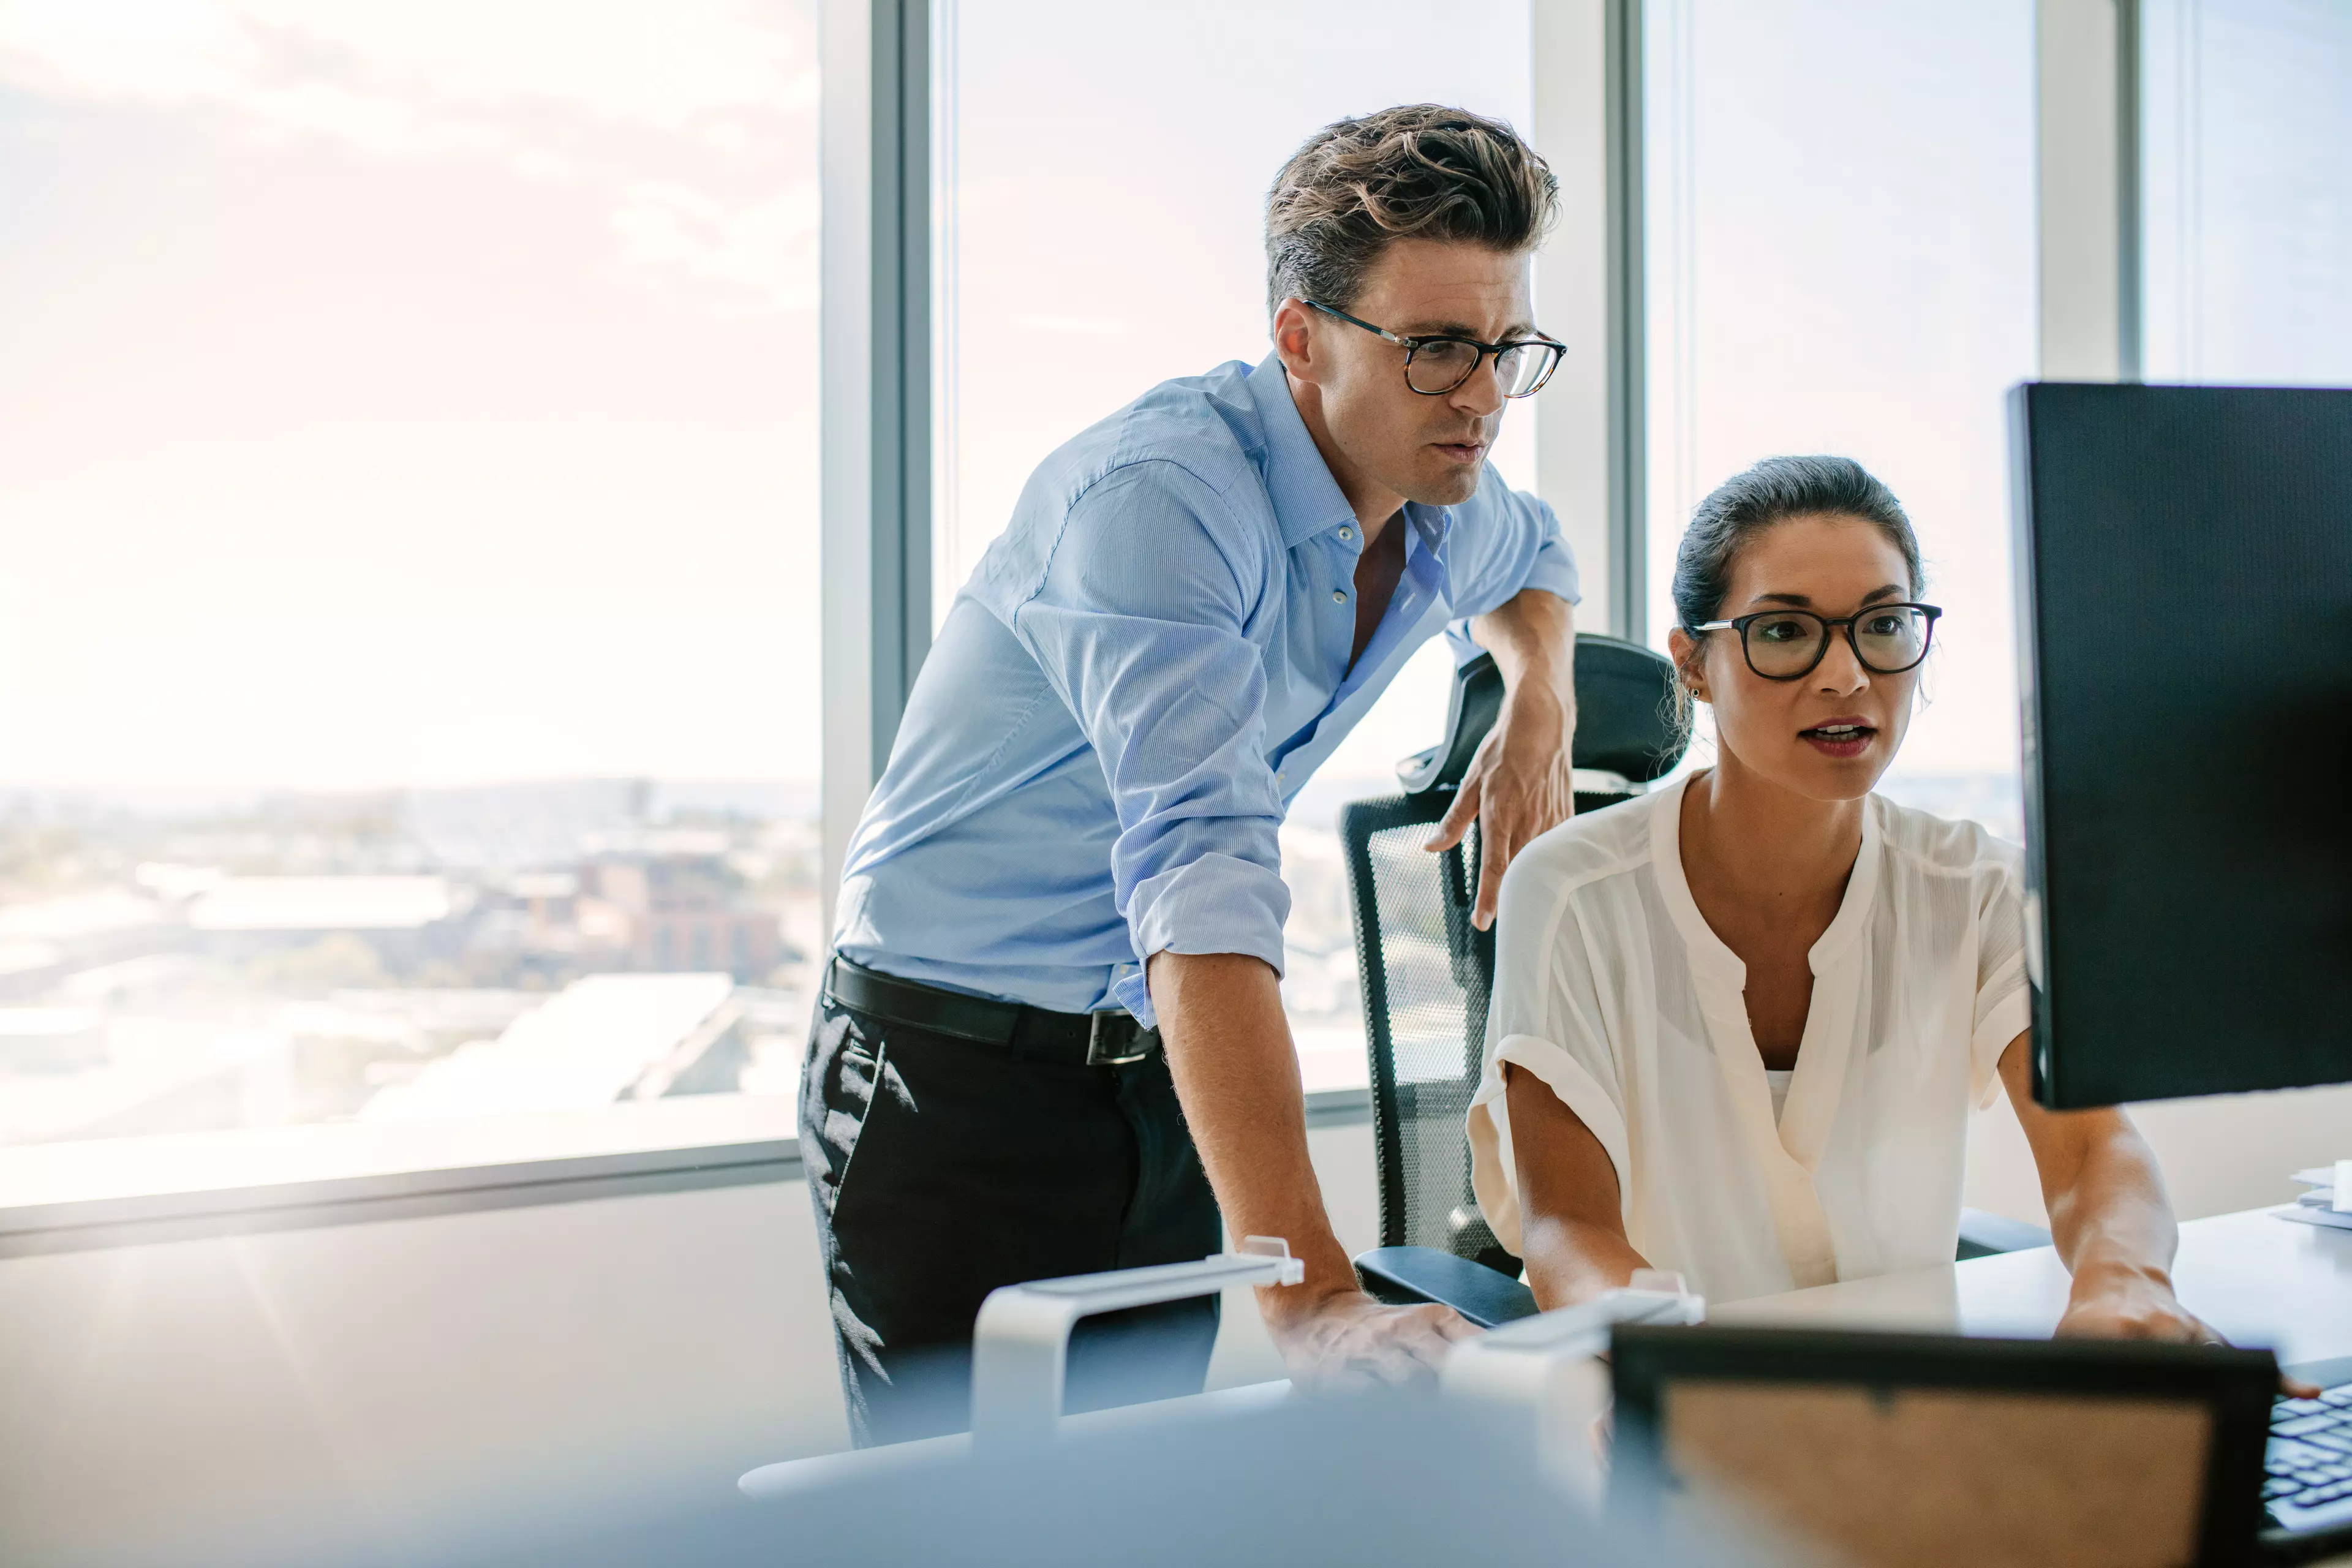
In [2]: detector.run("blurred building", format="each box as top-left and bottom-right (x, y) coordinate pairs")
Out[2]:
(360, 972), (745, 1120)
(185, 876), (467, 970)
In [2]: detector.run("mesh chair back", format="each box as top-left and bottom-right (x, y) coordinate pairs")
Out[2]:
(1341, 633), (1685, 1275)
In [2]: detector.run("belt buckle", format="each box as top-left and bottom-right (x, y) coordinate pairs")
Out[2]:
(1085, 1012), (1152, 1068)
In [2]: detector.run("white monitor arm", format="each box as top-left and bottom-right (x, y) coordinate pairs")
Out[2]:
(970, 1237), (1306, 1446)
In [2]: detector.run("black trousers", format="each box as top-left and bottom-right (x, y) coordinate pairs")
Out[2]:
(800, 990), (1223, 1447)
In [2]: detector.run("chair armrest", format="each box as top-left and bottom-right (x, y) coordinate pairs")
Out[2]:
(1355, 1246), (1540, 1328)
(1956, 1207), (2053, 1260)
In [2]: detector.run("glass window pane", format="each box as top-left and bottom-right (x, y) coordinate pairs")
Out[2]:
(937, 1), (1535, 1085)
(1643, 0), (2037, 838)
(0, 6), (821, 1159)
(2143, 0), (2352, 383)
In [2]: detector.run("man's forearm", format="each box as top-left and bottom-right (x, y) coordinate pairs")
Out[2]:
(1147, 950), (1355, 1319)
(1469, 587), (1575, 715)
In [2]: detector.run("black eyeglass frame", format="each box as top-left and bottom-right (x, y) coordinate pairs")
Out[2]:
(1688, 602), (1945, 681)
(1302, 299), (1565, 398)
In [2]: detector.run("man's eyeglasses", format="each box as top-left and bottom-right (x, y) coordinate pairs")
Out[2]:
(1304, 299), (1564, 399)
(1688, 603), (1943, 681)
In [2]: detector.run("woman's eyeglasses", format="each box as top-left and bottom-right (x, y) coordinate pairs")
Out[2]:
(1688, 603), (1943, 680)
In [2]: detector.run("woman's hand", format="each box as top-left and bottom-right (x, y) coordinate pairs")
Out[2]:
(2059, 1262), (2323, 1394)
(2055, 1261), (2220, 1344)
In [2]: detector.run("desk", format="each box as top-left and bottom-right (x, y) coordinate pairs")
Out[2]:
(1715, 1205), (2352, 1374)
(747, 1207), (2352, 1557)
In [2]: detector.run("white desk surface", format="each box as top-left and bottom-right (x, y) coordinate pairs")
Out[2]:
(1714, 1204), (2352, 1373)
(749, 1206), (2352, 1559)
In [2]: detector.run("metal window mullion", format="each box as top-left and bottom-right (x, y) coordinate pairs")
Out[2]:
(870, 0), (931, 773)
(1606, 0), (1646, 643)
(2037, 0), (2143, 383)
(820, 0), (933, 929)
(1529, 0), (1645, 643)
(2114, 0), (2143, 382)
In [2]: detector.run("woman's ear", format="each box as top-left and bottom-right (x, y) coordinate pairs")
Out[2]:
(1666, 627), (1709, 705)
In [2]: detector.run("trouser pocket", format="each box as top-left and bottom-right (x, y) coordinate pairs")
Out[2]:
(801, 1000), (902, 1222)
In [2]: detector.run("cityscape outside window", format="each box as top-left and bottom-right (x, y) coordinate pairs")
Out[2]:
(0, 4), (823, 1161)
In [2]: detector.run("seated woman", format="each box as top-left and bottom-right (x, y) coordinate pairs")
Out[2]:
(1466, 454), (2215, 1340)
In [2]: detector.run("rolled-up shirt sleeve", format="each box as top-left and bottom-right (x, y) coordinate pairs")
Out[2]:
(1000, 460), (1289, 1027)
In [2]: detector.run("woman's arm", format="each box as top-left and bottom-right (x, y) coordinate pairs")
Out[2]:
(1504, 1062), (1653, 1310)
(1996, 1031), (2216, 1342)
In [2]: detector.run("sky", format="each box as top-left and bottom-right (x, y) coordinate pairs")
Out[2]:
(0, 0), (823, 791)
(2, 0), (2337, 798)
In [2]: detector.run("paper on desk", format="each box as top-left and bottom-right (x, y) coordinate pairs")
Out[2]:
(2286, 1162), (2351, 1211)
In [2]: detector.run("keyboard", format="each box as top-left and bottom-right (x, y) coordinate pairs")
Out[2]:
(2264, 1380), (2352, 1538)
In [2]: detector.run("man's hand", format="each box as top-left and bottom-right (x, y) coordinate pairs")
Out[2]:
(1424, 682), (1577, 929)
(1265, 1288), (1477, 1391)
(1150, 951), (1480, 1392)
(1433, 589), (1578, 929)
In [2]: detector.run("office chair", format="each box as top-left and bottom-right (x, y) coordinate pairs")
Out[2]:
(1341, 637), (2052, 1327)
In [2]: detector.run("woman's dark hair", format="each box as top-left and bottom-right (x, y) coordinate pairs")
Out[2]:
(1672, 455), (1922, 631)
(1667, 455), (1925, 736)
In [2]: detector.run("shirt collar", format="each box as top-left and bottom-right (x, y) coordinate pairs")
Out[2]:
(1401, 499), (1454, 561)
(1243, 352), (1373, 548)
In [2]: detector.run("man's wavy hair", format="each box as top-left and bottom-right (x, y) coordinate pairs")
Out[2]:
(1265, 104), (1559, 323)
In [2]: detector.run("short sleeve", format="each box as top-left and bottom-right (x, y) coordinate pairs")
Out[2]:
(1969, 842), (2033, 1107)
(1465, 842), (1632, 1257)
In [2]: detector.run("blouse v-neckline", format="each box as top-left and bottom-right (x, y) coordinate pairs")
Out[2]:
(1649, 773), (1884, 1287)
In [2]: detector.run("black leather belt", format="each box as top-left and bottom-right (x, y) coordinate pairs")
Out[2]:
(823, 957), (1161, 1068)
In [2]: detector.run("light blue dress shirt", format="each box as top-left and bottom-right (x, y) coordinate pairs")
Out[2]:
(834, 352), (1578, 1028)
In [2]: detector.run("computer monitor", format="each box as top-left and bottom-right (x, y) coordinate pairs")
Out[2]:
(2010, 382), (2352, 1108)
(1610, 1323), (2279, 1568)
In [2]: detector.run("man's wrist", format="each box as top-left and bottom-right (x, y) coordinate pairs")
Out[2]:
(1256, 1259), (1368, 1325)
(1501, 679), (1574, 736)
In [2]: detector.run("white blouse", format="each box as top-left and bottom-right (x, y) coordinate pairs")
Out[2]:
(1467, 774), (2032, 1305)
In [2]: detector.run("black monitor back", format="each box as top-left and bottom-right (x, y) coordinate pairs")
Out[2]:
(2010, 382), (2352, 1107)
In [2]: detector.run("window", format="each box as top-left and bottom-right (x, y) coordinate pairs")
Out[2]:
(0, 5), (820, 1173)
(933, 0), (1537, 1088)
(2143, 0), (2352, 384)
(1642, 0), (2038, 840)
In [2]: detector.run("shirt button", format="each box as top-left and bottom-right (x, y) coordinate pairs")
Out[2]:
(1337, 527), (1353, 541)
(1331, 589), (1346, 603)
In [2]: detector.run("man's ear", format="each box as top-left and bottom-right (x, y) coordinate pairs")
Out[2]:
(1270, 297), (1317, 382)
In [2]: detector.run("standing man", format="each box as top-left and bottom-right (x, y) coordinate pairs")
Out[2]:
(805, 104), (1582, 1446)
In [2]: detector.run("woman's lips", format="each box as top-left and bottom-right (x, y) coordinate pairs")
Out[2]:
(1799, 721), (1877, 758)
